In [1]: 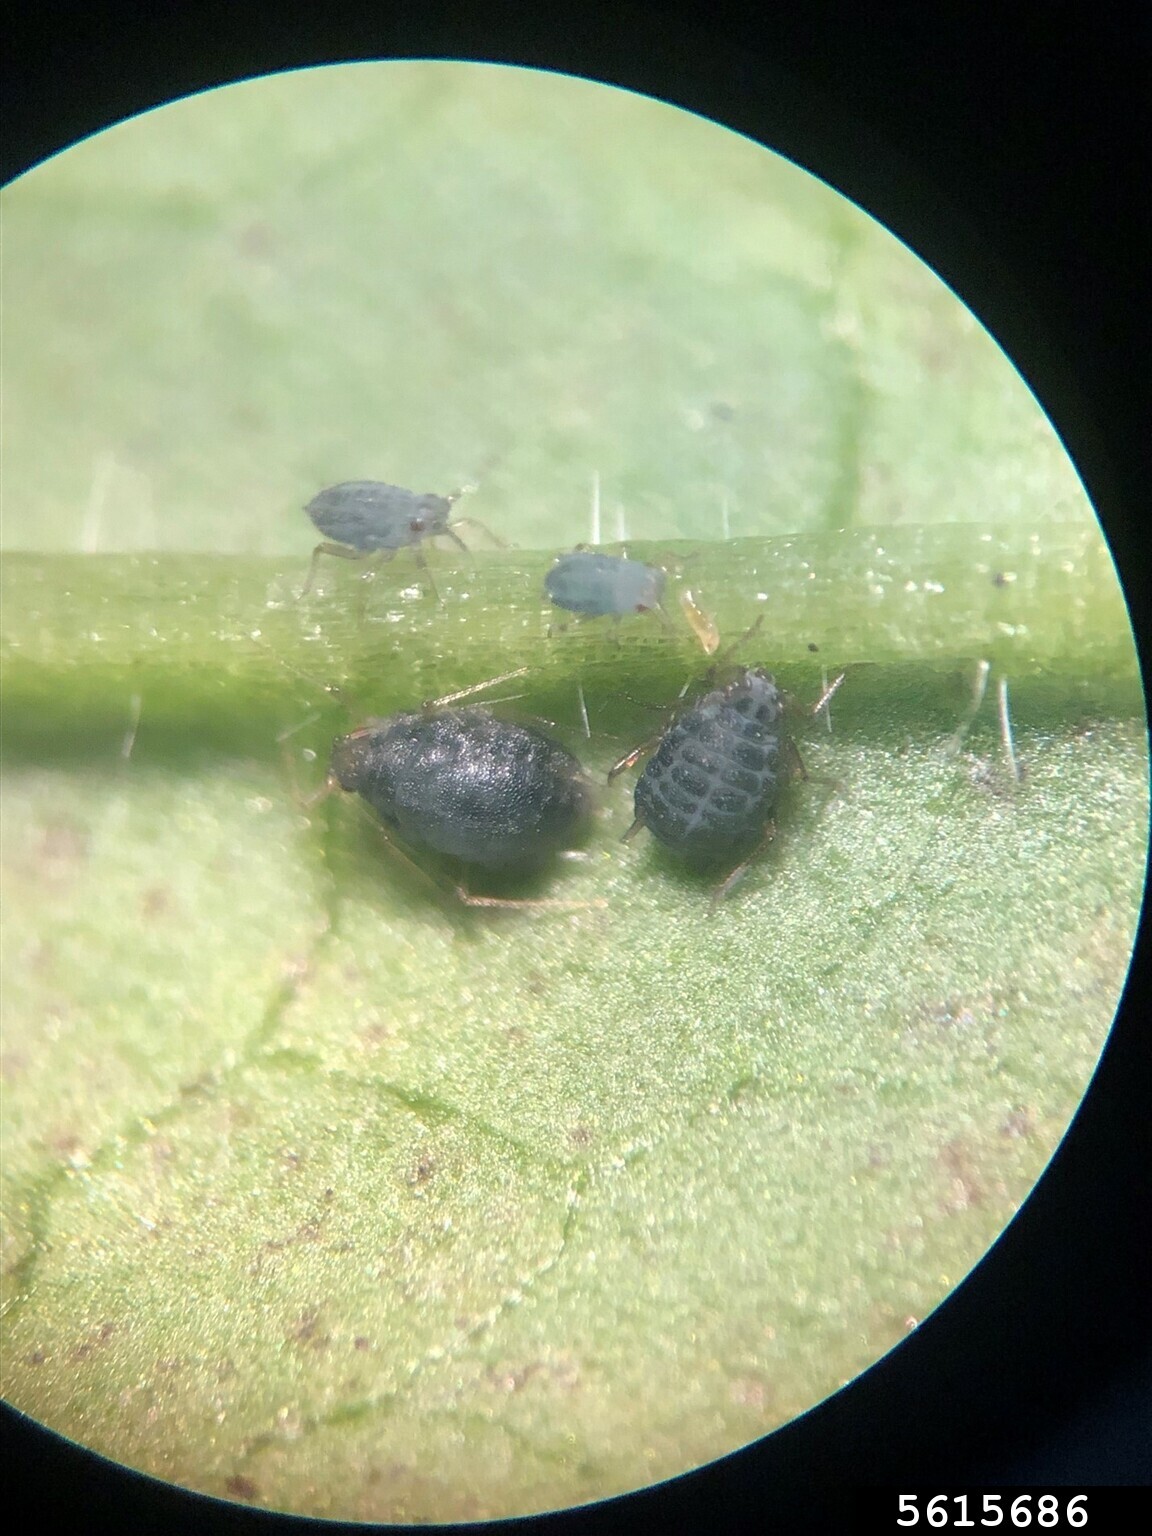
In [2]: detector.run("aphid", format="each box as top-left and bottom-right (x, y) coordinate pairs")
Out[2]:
(610, 665), (843, 903)
(544, 549), (667, 623)
(300, 479), (490, 598)
(319, 672), (597, 906)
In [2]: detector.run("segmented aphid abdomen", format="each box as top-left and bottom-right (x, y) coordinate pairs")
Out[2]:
(634, 673), (784, 863)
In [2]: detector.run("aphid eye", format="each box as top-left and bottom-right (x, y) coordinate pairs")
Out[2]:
(409, 518), (427, 534)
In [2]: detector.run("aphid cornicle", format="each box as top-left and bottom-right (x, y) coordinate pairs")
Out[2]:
(544, 549), (666, 621)
(612, 665), (841, 903)
(323, 677), (595, 906)
(300, 479), (481, 598)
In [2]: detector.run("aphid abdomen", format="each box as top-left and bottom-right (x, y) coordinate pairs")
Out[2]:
(633, 674), (785, 863)
(331, 708), (589, 870)
(306, 482), (452, 552)
(545, 550), (665, 616)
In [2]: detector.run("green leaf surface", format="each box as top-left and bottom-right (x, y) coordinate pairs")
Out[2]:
(1, 62), (1146, 1522)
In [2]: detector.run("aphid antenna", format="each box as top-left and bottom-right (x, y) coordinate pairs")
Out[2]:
(443, 448), (505, 507)
(709, 611), (766, 670)
(666, 612), (766, 701)
(423, 667), (533, 710)
(251, 634), (354, 712)
(445, 515), (505, 550)
(439, 453), (507, 552)
(618, 687), (677, 714)
(444, 480), (480, 504)
(251, 629), (365, 737)
(275, 709), (323, 745)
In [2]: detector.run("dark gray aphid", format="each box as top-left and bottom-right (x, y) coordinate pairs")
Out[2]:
(300, 480), (473, 598)
(544, 549), (666, 620)
(329, 705), (593, 882)
(611, 668), (841, 903)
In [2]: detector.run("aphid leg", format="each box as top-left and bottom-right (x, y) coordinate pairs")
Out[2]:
(620, 816), (646, 843)
(787, 731), (844, 796)
(608, 735), (663, 784)
(652, 602), (680, 636)
(361, 821), (467, 903)
(710, 821), (777, 908)
(314, 805), (487, 912)
(997, 675), (1022, 782)
(453, 884), (607, 911)
(946, 658), (991, 755)
(618, 690), (675, 715)
(352, 552), (388, 626)
(299, 541), (366, 599)
(409, 542), (443, 603)
(785, 736), (810, 782)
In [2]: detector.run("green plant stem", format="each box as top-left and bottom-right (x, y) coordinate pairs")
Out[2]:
(1, 523), (1141, 756)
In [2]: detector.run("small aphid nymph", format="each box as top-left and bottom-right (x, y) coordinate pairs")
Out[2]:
(545, 549), (667, 621)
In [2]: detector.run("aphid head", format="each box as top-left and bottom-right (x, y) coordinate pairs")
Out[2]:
(631, 564), (667, 612)
(413, 493), (453, 537)
(329, 723), (389, 794)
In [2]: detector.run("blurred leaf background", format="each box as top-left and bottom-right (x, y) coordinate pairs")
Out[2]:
(1, 63), (1145, 1522)
(3, 63), (1090, 554)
